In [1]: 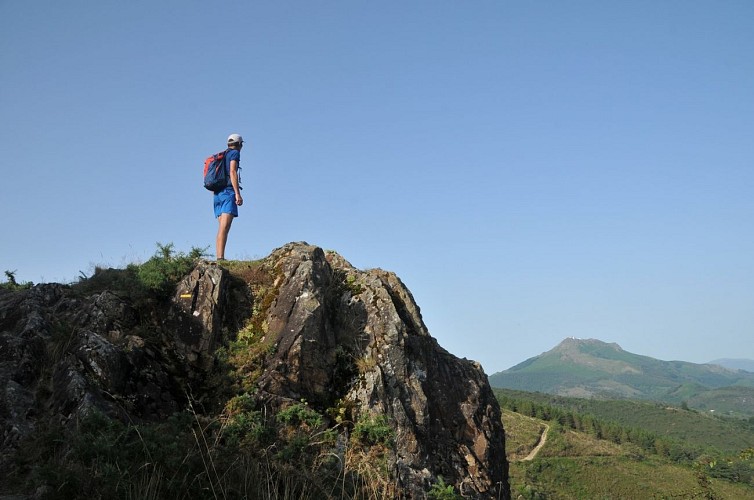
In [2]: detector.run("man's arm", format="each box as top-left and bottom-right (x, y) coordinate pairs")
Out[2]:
(229, 160), (243, 206)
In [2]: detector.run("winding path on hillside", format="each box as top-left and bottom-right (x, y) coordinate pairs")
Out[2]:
(521, 423), (549, 461)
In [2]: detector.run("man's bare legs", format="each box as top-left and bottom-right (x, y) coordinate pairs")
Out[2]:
(216, 213), (234, 260)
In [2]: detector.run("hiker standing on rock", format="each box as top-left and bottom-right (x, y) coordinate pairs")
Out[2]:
(214, 133), (244, 260)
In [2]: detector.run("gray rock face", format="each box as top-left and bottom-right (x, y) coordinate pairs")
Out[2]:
(253, 243), (509, 498)
(0, 284), (184, 474)
(168, 261), (227, 369)
(0, 243), (509, 499)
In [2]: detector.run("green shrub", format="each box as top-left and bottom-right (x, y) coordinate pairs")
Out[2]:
(136, 243), (207, 295)
(224, 409), (272, 447)
(277, 401), (324, 428)
(352, 414), (395, 447)
(1, 270), (32, 290)
(18, 410), (201, 498)
(275, 434), (311, 463)
(223, 394), (275, 447)
(429, 476), (461, 499)
(72, 242), (207, 305)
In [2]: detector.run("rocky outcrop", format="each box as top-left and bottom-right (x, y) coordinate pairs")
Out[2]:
(168, 261), (227, 369)
(0, 284), (185, 477)
(0, 243), (509, 499)
(254, 243), (509, 497)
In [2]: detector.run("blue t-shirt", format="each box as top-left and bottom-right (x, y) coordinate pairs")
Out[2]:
(225, 149), (241, 189)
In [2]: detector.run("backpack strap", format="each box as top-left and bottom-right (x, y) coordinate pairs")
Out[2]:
(224, 148), (233, 188)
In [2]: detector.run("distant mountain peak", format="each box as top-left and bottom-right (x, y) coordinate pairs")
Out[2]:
(555, 337), (623, 351)
(489, 338), (754, 417)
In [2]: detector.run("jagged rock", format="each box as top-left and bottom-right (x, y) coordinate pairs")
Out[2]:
(0, 243), (510, 499)
(168, 261), (227, 369)
(0, 284), (185, 476)
(252, 243), (509, 498)
(70, 291), (139, 341)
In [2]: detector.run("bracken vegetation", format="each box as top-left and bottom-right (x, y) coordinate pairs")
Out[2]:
(73, 243), (207, 303)
(12, 401), (398, 499)
(0, 270), (33, 290)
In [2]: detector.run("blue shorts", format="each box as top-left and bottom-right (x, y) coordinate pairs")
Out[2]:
(213, 188), (238, 218)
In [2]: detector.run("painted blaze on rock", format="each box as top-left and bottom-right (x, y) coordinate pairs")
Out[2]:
(170, 262), (226, 368)
(244, 243), (510, 498)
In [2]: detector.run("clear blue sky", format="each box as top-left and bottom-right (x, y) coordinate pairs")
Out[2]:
(2, 1), (753, 374)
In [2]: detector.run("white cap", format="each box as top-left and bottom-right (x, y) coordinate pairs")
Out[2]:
(227, 133), (244, 144)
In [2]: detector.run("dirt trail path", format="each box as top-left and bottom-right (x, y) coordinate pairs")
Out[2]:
(522, 423), (549, 461)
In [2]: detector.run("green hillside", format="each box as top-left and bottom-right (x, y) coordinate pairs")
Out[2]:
(496, 388), (754, 453)
(490, 338), (754, 416)
(499, 391), (754, 499)
(509, 455), (754, 499)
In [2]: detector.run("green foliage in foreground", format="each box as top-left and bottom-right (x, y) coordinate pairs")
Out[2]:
(8, 398), (397, 499)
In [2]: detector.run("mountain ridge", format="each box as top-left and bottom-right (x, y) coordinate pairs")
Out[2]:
(709, 358), (754, 373)
(490, 338), (754, 416)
